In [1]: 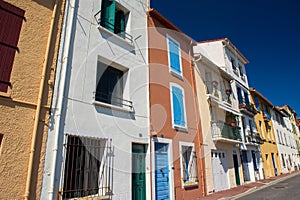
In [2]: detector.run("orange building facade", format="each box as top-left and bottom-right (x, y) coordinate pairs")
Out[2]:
(147, 9), (205, 200)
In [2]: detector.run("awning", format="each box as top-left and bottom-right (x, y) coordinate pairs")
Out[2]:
(218, 103), (242, 116)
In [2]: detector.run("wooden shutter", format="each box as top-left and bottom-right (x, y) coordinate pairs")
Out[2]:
(172, 86), (185, 127)
(0, 1), (25, 92)
(100, 0), (116, 33)
(168, 38), (181, 74)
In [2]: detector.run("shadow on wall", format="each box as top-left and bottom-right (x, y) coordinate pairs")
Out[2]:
(32, 0), (56, 10)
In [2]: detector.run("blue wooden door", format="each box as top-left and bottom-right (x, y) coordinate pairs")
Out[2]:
(155, 143), (170, 200)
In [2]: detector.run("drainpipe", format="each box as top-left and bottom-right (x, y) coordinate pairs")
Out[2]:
(189, 41), (206, 196)
(48, 0), (76, 199)
(24, 0), (59, 199)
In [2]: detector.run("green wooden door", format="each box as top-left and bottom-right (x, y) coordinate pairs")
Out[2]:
(233, 154), (241, 186)
(132, 144), (146, 200)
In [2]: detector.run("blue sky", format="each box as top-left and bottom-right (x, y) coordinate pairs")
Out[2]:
(151, 0), (300, 115)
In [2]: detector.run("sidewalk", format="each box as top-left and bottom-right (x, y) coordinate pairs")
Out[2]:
(198, 171), (300, 200)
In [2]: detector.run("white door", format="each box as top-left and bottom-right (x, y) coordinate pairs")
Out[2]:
(212, 150), (229, 192)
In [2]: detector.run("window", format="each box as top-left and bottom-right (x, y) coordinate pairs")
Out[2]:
(96, 62), (130, 109)
(238, 64), (243, 76)
(230, 58), (236, 70)
(62, 135), (110, 199)
(171, 84), (186, 128)
(0, 1), (25, 92)
(167, 36), (182, 76)
(237, 87), (243, 104)
(244, 91), (250, 105)
(0, 133), (3, 150)
(180, 144), (198, 186)
(263, 104), (270, 120)
(249, 120), (254, 135)
(100, 0), (129, 39)
(251, 151), (258, 171)
(254, 96), (260, 111)
(281, 154), (286, 167)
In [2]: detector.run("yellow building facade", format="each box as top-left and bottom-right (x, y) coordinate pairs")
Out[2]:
(250, 88), (281, 178)
(0, 0), (64, 199)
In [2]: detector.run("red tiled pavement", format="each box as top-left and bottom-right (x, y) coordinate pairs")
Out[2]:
(197, 171), (300, 200)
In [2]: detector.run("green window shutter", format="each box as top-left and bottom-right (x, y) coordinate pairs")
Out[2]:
(115, 10), (125, 38)
(100, 0), (116, 32)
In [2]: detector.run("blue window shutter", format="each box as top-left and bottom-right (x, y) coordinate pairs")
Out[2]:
(169, 38), (181, 74)
(172, 86), (185, 127)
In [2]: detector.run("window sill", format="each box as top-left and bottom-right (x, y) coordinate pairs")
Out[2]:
(170, 69), (184, 80)
(97, 25), (134, 49)
(93, 101), (134, 113)
(173, 125), (188, 133)
(183, 181), (198, 188)
(0, 91), (11, 98)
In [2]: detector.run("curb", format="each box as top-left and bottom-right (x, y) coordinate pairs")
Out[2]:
(228, 172), (300, 200)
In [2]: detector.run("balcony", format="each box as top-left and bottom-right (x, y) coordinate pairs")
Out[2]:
(94, 10), (133, 44)
(211, 121), (242, 143)
(239, 102), (258, 115)
(245, 131), (264, 145)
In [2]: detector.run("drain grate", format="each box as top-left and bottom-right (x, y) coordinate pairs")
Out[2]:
(272, 183), (288, 189)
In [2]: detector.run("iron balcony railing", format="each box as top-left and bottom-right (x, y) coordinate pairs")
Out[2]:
(94, 10), (133, 44)
(245, 131), (264, 144)
(239, 101), (258, 114)
(211, 121), (242, 142)
(94, 91), (133, 110)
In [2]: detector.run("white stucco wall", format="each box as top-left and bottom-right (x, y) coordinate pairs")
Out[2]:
(271, 110), (298, 174)
(41, 0), (150, 199)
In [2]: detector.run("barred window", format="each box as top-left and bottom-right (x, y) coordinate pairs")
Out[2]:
(62, 135), (111, 199)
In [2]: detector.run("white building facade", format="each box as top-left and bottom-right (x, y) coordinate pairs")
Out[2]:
(41, 0), (150, 199)
(194, 38), (263, 191)
(271, 107), (298, 174)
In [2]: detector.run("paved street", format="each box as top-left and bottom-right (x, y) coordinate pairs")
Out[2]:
(237, 173), (300, 200)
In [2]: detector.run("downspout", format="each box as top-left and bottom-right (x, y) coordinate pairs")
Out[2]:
(48, 0), (76, 199)
(24, 0), (59, 199)
(189, 41), (206, 196)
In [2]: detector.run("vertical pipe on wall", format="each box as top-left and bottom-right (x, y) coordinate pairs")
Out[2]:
(189, 40), (206, 196)
(24, 0), (59, 199)
(48, 0), (76, 199)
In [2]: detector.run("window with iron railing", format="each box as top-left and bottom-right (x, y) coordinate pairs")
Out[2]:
(95, 63), (132, 110)
(94, 0), (133, 43)
(62, 135), (112, 199)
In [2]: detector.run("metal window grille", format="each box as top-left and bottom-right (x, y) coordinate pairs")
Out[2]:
(62, 135), (112, 199)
